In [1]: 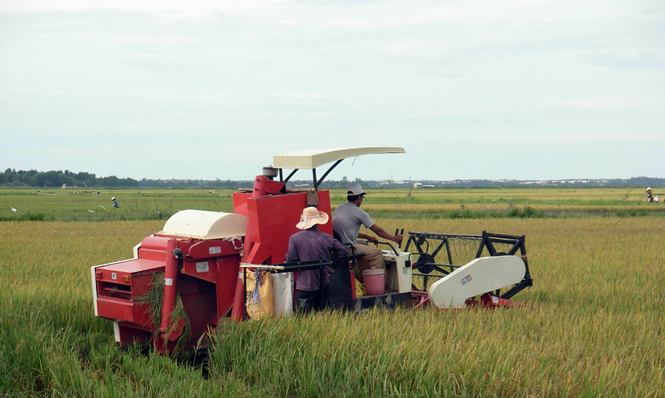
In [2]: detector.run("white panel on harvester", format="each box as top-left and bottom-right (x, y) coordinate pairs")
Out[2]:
(428, 256), (526, 309)
(159, 210), (248, 240)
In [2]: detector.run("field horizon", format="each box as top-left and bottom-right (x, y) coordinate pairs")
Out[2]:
(1, 186), (663, 222)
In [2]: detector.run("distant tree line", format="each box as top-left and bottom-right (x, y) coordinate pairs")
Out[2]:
(0, 169), (138, 188)
(1, 168), (663, 189)
(0, 168), (365, 189)
(425, 177), (665, 189)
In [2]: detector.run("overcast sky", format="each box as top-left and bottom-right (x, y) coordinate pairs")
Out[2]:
(1, 0), (663, 182)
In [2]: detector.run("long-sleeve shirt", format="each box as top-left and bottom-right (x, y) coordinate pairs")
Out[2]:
(285, 228), (347, 291)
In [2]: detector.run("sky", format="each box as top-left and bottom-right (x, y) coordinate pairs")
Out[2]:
(1, 0), (663, 182)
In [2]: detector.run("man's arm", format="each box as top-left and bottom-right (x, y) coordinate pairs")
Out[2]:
(369, 224), (403, 244)
(358, 232), (378, 242)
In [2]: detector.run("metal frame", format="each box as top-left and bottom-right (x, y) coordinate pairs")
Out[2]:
(280, 159), (345, 189)
(405, 231), (533, 300)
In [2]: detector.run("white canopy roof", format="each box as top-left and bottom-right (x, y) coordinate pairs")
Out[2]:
(272, 147), (405, 170)
(160, 210), (248, 240)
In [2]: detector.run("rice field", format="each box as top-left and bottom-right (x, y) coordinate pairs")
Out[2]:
(1, 188), (664, 397)
(1, 187), (663, 222)
(0, 189), (237, 222)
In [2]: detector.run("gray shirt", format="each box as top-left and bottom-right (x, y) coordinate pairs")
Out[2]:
(332, 202), (374, 245)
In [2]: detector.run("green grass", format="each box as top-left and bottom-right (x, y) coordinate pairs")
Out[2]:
(0, 188), (237, 222)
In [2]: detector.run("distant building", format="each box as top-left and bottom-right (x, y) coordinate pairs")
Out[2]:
(413, 183), (434, 189)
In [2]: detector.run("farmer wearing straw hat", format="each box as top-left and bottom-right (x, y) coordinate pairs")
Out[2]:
(332, 183), (403, 283)
(646, 187), (655, 202)
(111, 197), (119, 208)
(286, 206), (347, 313)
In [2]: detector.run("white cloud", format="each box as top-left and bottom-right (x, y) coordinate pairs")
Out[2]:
(547, 98), (663, 110)
(381, 42), (415, 55)
(481, 133), (665, 142)
(0, 0), (288, 19)
(279, 18), (297, 26)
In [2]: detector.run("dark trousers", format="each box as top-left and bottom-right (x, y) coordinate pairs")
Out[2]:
(295, 285), (329, 313)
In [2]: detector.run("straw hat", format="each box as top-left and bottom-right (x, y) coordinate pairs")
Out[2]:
(111, 197), (116, 200)
(646, 187), (651, 192)
(296, 207), (329, 230)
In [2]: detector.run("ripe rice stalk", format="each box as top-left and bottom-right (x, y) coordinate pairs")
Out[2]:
(134, 272), (192, 354)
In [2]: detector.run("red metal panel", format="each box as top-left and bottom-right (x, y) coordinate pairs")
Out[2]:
(233, 192), (250, 217)
(97, 296), (153, 326)
(116, 322), (152, 346)
(180, 288), (218, 346)
(97, 258), (164, 275)
(97, 297), (135, 322)
(187, 239), (240, 260)
(182, 259), (216, 284)
(252, 176), (286, 197)
(138, 236), (170, 262)
(236, 190), (332, 265)
(174, 272), (204, 295)
(131, 274), (154, 299)
(141, 236), (171, 251)
(215, 256), (241, 319)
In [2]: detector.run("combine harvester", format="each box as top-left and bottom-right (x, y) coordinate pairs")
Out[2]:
(91, 147), (533, 354)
